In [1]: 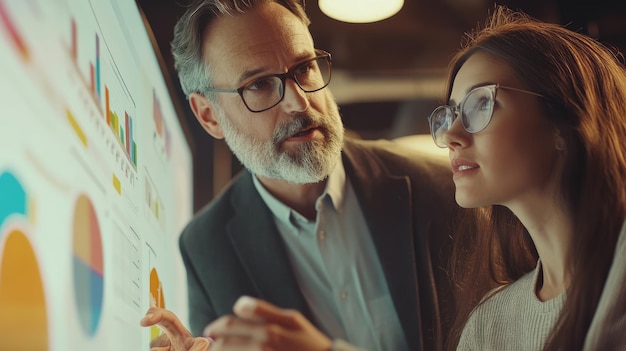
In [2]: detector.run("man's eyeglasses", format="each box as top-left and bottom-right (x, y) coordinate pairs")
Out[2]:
(428, 84), (544, 148)
(203, 49), (332, 113)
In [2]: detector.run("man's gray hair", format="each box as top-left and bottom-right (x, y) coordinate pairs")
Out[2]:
(171, 0), (310, 101)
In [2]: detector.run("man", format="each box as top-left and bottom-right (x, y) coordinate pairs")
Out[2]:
(143, 0), (458, 350)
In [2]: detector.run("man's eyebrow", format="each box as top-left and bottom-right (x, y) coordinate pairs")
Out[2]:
(292, 52), (315, 64)
(237, 67), (268, 86)
(237, 52), (317, 86)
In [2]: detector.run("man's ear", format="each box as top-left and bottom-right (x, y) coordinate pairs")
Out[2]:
(189, 92), (224, 139)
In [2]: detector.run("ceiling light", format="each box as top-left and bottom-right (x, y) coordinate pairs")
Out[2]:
(318, 0), (404, 23)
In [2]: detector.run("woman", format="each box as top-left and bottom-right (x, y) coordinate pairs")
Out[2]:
(429, 5), (626, 350)
(142, 6), (626, 351)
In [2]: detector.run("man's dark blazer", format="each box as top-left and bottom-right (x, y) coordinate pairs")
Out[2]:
(179, 137), (459, 351)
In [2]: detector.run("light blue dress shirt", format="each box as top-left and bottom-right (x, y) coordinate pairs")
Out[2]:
(252, 161), (409, 351)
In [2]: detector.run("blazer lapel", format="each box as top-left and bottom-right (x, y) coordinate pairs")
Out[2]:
(343, 142), (425, 351)
(226, 172), (313, 319)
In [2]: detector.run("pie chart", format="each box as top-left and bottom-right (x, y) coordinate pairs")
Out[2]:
(0, 171), (48, 350)
(0, 229), (49, 350)
(72, 194), (104, 336)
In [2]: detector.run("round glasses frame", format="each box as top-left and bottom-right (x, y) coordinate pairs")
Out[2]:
(203, 49), (332, 113)
(428, 84), (544, 148)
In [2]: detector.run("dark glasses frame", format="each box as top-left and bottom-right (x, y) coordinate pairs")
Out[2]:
(203, 49), (332, 113)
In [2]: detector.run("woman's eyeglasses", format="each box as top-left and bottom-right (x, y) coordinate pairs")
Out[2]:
(428, 84), (543, 148)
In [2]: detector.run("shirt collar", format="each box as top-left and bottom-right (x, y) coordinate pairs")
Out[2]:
(252, 158), (347, 227)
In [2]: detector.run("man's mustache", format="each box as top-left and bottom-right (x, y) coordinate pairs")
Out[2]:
(272, 112), (327, 144)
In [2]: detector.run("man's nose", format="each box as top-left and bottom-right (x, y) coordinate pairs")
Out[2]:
(279, 78), (309, 113)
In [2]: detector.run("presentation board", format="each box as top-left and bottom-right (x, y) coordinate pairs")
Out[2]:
(0, 0), (193, 350)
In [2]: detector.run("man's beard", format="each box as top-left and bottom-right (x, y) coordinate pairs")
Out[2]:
(214, 101), (345, 184)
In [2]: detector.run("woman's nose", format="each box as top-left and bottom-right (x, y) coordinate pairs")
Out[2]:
(442, 115), (470, 149)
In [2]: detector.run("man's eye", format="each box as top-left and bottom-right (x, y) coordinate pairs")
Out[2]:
(247, 77), (276, 91)
(294, 62), (314, 76)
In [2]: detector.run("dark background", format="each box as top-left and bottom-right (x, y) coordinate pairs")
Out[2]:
(136, 0), (626, 211)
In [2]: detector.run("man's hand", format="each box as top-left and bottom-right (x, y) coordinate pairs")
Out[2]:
(203, 296), (332, 351)
(140, 307), (211, 351)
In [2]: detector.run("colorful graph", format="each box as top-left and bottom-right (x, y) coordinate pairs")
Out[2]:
(106, 86), (137, 167)
(0, 171), (48, 350)
(149, 267), (165, 340)
(69, 18), (138, 168)
(153, 89), (170, 159)
(144, 175), (165, 230)
(72, 194), (104, 336)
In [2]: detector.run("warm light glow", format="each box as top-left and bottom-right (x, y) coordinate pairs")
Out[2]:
(319, 0), (404, 23)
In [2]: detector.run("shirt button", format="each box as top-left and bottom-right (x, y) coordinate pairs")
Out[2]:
(340, 290), (347, 300)
(318, 230), (326, 240)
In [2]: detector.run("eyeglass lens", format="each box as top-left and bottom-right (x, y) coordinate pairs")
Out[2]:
(429, 86), (495, 147)
(242, 56), (331, 112)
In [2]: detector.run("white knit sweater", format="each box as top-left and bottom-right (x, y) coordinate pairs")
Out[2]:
(456, 261), (566, 351)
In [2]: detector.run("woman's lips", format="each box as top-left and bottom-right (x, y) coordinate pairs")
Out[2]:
(451, 158), (479, 179)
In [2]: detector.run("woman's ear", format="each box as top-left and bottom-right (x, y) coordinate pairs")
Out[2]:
(189, 92), (224, 139)
(554, 129), (566, 151)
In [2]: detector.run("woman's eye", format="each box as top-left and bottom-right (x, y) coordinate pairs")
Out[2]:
(476, 96), (493, 111)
